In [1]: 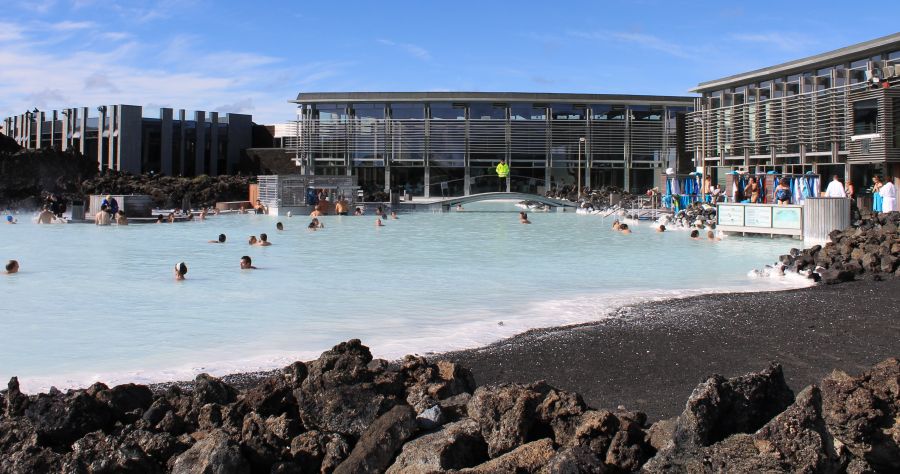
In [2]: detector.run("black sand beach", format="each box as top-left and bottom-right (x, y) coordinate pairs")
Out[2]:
(440, 279), (900, 422)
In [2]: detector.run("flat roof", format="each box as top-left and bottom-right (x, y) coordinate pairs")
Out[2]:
(692, 32), (900, 93)
(292, 91), (694, 106)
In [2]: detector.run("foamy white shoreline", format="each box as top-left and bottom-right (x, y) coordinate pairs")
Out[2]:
(14, 275), (813, 394)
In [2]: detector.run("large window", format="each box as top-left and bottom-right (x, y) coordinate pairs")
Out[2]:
(816, 67), (832, 91)
(390, 103), (424, 119)
(758, 81), (772, 101)
(850, 59), (868, 84)
(352, 103), (385, 119)
(630, 106), (663, 121)
(316, 104), (347, 121)
(510, 104), (546, 120)
(429, 103), (465, 120)
(785, 75), (801, 95)
(853, 99), (878, 135)
(550, 104), (585, 120)
(469, 103), (506, 120)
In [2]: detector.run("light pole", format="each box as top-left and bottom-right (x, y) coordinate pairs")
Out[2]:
(577, 137), (586, 199)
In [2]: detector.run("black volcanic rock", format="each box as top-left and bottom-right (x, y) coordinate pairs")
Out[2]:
(295, 339), (403, 437)
(1, 343), (899, 472)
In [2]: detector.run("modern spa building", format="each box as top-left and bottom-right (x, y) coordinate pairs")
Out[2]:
(2, 105), (253, 176)
(687, 32), (900, 191)
(287, 92), (694, 196)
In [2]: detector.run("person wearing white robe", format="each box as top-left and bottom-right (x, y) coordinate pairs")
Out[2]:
(824, 175), (847, 197)
(880, 178), (897, 213)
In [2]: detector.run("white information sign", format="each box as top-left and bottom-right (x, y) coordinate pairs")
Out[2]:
(717, 205), (744, 226)
(772, 207), (802, 229)
(744, 206), (772, 228)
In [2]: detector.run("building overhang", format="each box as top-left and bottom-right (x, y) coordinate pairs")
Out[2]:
(291, 91), (695, 107)
(691, 32), (900, 94)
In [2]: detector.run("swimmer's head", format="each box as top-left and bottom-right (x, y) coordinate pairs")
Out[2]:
(240, 255), (253, 269)
(5, 260), (18, 273)
(218, 234), (226, 243)
(276, 222), (284, 231)
(657, 225), (666, 232)
(5, 215), (12, 222)
(260, 233), (268, 242)
(707, 230), (716, 239)
(690, 230), (700, 238)
(174, 262), (187, 277)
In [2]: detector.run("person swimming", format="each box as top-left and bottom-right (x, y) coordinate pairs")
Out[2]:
(307, 218), (324, 230)
(519, 211), (531, 224)
(612, 219), (621, 230)
(155, 214), (164, 224)
(276, 222), (284, 231)
(353, 207), (363, 216)
(707, 230), (719, 241)
(256, 233), (272, 246)
(174, 262), (187, 281)
(5, 215), (16, 224)
(115, 210), (128, 225)
(390, 211), (399, 220)
(456, 204), (464, 211)
(5, 259), (19, 274)
(690, 229), (700, 239)
(248, 235), (258, 245)
(209, 234), (226, 243)
(375, 218), (385, 227)
(656, 225), (666, 232)
(37, 208), (54, 224)
(240, 255), (257, 269)
(619, 223), (631, 234)
(95, 205), (111, 226)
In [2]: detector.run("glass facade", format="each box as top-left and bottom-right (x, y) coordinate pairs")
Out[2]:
(296, 96), (692, 196)
(688, 34), (900, 187)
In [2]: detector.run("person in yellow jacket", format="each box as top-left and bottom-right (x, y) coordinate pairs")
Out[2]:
(496, 159), (510, 191)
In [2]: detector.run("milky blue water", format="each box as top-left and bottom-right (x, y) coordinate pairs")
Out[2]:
(0, 203), (808, 392)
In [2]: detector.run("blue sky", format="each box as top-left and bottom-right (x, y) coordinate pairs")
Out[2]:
(1, 0), (897, 124)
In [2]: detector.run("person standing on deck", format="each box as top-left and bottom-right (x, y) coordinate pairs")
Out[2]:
(825, 175), (847, 198)
(496, 159), (510, 192)
(880, 177), (897, 213)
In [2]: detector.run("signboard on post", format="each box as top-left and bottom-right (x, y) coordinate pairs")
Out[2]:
(716, 203), (803, 237)
(772, 207), (802, 229)
(717, 204), (744, 226)
(745, 206), (772, 227)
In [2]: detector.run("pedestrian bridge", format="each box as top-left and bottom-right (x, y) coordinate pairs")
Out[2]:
(431, 192), (576, 211)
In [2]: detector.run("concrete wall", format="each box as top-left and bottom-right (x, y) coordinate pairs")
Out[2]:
(117, 105), (143, 173)
(2, 105), (255, 177)
(226, 113), (252, 174)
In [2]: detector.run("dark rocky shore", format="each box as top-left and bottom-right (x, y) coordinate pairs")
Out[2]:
(444, 279), (900, 422)
(3, 337), (899, 472)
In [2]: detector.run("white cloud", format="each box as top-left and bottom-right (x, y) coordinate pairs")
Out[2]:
(569, 30), (698, 60)
(12, 0), (57, 14)
(0, 22), (26, 42)
(101, 32), (131, 41)
(0, 21), (347, 124)
(51, 20), (95, 31)
(377, 38), (431, 60)
(730, 32), (818, 52)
